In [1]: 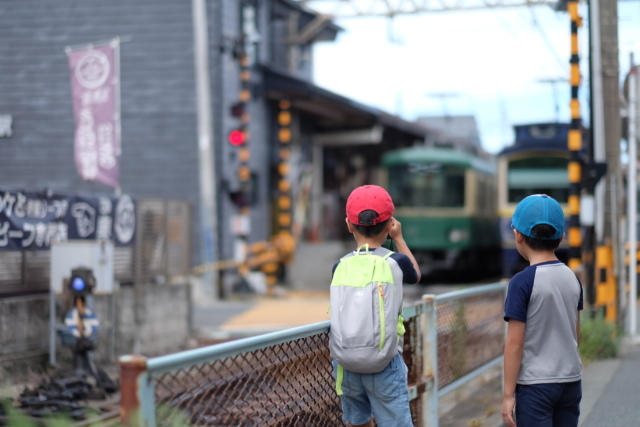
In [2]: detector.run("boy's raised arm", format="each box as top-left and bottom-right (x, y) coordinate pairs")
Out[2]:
(388, 217), (421, 282)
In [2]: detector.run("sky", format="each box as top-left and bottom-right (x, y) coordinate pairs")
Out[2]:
(310, 1), (640, 154)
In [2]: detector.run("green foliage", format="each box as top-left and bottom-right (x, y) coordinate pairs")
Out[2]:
(156, 404), (193, 427)
(0, 400), (194, 427)
(0, 399), (124, 427)
(579, 314), (622, 363)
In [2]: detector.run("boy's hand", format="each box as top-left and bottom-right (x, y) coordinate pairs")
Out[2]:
(388, 217), (403, 241)
(387, 217), (421, 282)
(502, 395), (516, 427)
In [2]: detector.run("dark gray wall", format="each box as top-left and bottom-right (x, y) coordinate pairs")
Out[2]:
(210, 0), (278, 264)
(0, 0), (330, 272)
(0, 0), (201, 255)
(0, 284), (191, 381)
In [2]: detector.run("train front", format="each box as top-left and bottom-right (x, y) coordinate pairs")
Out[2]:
(497, 123), (572, 279)
(381, 147), (499, 280)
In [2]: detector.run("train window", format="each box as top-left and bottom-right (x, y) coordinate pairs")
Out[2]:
(507, 157), (569, 203)
(388, 163), (465, 208)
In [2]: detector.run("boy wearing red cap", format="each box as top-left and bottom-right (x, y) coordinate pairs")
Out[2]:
(501, 194), (583, 427)
(330, 185), (421, 427)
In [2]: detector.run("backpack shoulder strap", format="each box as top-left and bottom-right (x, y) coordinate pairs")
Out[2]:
(372, 246), (394, 260)
(336, 245), (394, 265)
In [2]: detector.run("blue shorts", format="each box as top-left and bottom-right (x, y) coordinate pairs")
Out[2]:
(515, 380), (582, 427)
(332, 353), (413, 426)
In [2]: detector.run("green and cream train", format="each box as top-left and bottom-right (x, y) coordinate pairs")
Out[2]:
(380, 146), (501, 280)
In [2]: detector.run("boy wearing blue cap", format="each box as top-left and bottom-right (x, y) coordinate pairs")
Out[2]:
(501, 194), (583, 427)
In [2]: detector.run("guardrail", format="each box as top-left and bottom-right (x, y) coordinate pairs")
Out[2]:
(119, 282), (507, 426)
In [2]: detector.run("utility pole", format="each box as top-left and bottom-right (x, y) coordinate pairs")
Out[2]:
(596, 0), (622, 323)
(626, 56), (638, 338)
(192, 0), (218, 297)
(583, 0), (604, 314)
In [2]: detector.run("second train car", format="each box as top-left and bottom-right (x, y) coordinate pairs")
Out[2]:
(497, 122), (576, 278)
(380, 146), (501, 280)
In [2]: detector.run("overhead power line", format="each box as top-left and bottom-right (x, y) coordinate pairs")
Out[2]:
(527, 6), (569, 73)
(298, 0), (558, 17)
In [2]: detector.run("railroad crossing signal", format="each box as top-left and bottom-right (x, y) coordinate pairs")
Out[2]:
(68, 267), (96, 297)
(228, 129), (247, 146)
(230, 101), (245, 118)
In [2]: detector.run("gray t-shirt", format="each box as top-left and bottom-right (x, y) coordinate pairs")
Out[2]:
(504, 260), (583, 384)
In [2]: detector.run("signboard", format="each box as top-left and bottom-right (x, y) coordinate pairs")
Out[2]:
(0, 190), (135, 250)
(66, 39), (121, 187)
(64, 306), (100, 343)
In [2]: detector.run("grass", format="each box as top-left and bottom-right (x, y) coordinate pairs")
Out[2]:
(579, 314), (622, 363)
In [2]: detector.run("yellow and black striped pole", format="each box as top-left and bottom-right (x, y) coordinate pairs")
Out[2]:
(567, 0), (582, 271)
(237, 53), (252, 214)
(234, 53), (252, 283)
(257, 100), (295, 292)
(596, 244), (617, 322)
(277, 100), (293, 237)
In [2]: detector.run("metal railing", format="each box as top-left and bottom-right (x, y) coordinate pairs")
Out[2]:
(119, 282), (506, 426)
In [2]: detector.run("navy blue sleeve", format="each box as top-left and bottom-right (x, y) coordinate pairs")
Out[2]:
(504, 266), (535, 322)
(390, 252), (419, 284)
(577, 277), (584, 311)
(331, 260), (339, 277)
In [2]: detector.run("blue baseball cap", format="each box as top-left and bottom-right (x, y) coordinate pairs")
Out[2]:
(512, 194), (564, 239)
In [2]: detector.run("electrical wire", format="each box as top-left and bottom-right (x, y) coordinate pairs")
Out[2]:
(526, 6), (568, 74)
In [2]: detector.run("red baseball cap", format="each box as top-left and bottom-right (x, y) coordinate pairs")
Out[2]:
(346, 185), (394, 225)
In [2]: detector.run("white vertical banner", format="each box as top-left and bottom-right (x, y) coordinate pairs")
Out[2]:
(66, 38), (121, 187)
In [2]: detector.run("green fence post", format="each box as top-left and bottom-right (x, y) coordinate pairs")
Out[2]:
(422, 294), (438, 427)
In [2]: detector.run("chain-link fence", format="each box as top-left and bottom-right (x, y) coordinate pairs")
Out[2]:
(154, 331), (343, 426)
(436, 286), (506, 391)
(120, 283), (507, 427)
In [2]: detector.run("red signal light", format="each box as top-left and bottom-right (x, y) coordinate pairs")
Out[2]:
(228, 129), (246, 146)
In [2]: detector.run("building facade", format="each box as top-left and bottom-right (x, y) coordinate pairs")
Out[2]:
(0, 0), (430, 297)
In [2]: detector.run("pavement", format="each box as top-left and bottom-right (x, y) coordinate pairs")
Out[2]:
(579, 339), (640, 427)
(192, 288), (640, 426)
(192, 289), (331, 340)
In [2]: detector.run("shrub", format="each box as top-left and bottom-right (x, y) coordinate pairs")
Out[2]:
(579, 314), (622, 363)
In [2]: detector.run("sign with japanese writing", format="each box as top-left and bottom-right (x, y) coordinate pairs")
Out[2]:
(0, 190), (136, 250)
(67, 39), (121, 187)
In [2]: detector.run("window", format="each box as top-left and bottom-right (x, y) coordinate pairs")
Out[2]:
(507, 156), (569, 203)
(388, 163), (465, 208)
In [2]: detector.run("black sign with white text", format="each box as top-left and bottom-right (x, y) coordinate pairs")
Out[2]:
(0, 189), (136, 250)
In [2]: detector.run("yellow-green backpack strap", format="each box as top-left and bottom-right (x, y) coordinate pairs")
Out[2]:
(356, 242), (370, 254)
(397, 314), (406, 336)
(336, 364), (344, 396)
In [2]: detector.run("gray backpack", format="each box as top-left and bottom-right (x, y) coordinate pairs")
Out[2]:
(329, 244), (404, 375)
